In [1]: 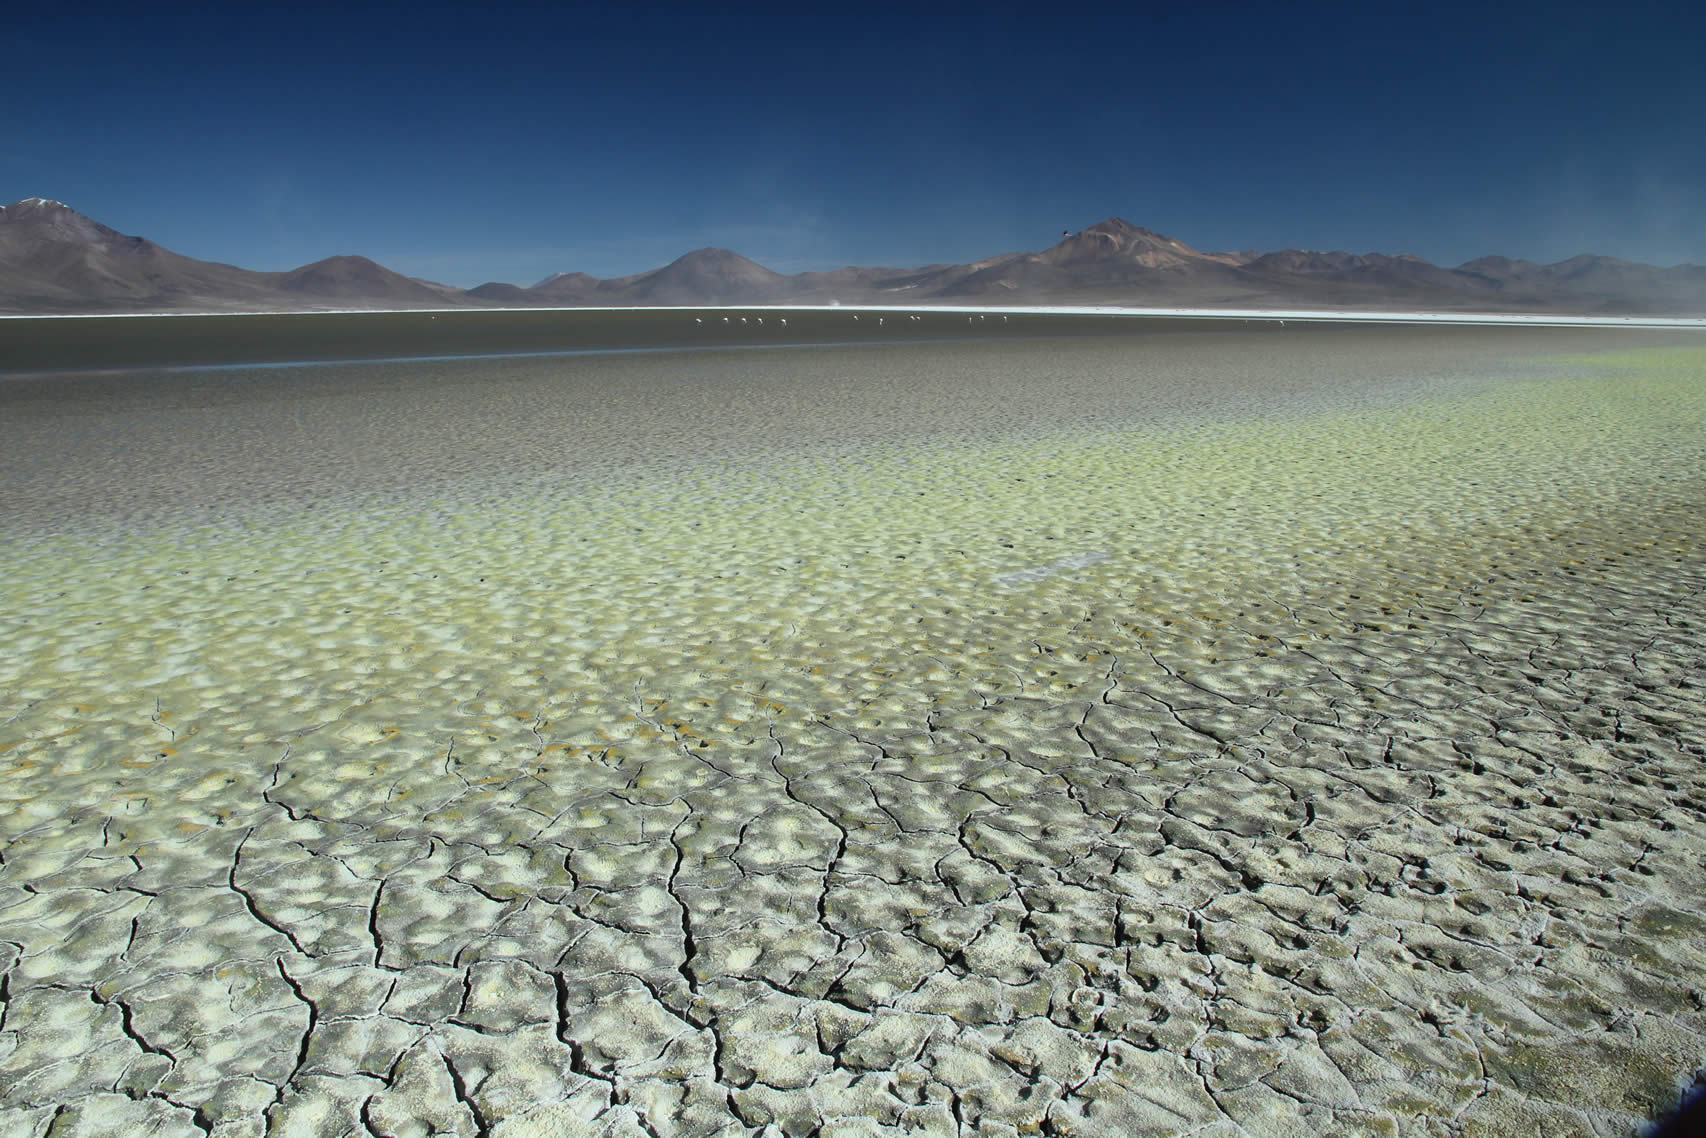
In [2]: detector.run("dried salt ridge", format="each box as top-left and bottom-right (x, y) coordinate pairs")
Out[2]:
(1, 331), (1704, 1136)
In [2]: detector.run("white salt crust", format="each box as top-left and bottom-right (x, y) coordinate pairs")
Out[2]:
(1, 335), (1703, 1136)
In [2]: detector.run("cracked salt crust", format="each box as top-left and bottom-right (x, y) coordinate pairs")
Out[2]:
(1, 332), (1704, 1135)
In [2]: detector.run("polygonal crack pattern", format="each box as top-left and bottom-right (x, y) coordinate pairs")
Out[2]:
(2, 340), (1704, 1137)
(5, 549), (1702, 1137)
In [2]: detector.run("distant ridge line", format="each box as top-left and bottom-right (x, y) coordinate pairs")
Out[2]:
(3, 198), (1703, 316)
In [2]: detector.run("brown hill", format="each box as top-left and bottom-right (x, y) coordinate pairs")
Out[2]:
(0, 197), (279, 310)
(930, 220), (1253, 300)
(605, 248), (788, 304)
(0, 199), (456, 312)
(1241, 249), (1497, 302)
(1040, 218), (1246, 269)
(277, 255), (449, 304)
(527, 271), (601, 303)
(1457, 253), (1706, 312)
(464, 281), (535, 304)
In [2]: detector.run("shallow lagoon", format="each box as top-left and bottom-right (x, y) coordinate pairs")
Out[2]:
(2, 320), (1704, 1136)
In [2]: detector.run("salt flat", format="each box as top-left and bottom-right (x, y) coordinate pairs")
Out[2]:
(1, 324), (1703, 1136)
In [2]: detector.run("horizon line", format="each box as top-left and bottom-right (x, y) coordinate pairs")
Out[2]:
(5, 304), (1704, 330)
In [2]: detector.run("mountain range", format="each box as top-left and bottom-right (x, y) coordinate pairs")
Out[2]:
(4, 197), (1704, 316)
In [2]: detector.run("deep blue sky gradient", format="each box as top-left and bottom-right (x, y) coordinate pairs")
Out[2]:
(6, 1), (1703, 286)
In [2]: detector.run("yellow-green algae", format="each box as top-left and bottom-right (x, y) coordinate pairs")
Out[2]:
(5, 347), (1701, 816)
(0, 355), (1694, 830)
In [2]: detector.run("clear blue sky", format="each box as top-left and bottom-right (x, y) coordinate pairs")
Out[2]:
(6, 1), (1702, 287)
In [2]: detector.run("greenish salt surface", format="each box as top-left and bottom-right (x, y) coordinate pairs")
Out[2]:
(1, 334), (1703, 1136)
